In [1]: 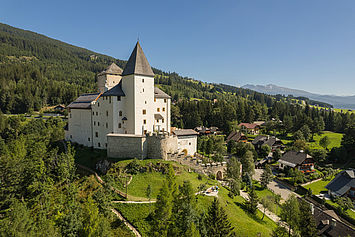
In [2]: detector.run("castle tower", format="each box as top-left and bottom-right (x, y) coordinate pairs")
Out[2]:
(121, 41), (155, 135)
(97, 63), (123, 93)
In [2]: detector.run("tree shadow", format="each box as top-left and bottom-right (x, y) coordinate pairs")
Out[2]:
(233, 201), (269, 224)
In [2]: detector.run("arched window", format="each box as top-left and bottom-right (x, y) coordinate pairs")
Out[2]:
(118, 123), (122, 128)
(119, 111), (122, 116)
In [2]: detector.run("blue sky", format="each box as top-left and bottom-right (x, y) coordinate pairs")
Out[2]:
(1, 0), (355, 96)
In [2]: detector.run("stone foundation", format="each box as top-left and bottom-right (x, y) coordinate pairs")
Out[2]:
(107, 133), (179, 160)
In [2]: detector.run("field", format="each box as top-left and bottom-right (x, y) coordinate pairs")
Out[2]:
(304, 179), (331, 195)
(307, 131), (343, 150)
(110, 159), (277, 236)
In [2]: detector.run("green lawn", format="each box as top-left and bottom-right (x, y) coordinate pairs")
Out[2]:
(307, 131), (343, 150)
(115, 186), (276, 237)
(304, 179), (331, 195)
(112, 159), (276, 236)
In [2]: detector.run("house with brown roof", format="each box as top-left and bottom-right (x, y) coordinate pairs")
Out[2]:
(238, 123), (260, 135)
(278, 151), (315, 173)
(226, 131), (248, 143)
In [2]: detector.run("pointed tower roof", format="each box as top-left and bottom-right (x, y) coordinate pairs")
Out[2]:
(122, 41), (155, 77)
(98, 63), (123, 76)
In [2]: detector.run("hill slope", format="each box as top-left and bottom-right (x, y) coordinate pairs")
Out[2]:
(243, 84), (355, 109)
(0, 22), (276, 114)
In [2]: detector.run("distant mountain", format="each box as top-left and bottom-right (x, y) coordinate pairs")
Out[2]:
(242, 84), (355, 109)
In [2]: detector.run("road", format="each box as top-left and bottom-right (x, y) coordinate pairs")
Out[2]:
(253, 169), (300, 201)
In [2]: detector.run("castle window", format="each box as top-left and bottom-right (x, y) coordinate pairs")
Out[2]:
(118, 123), (121, 128)
(156, 119), (159, 123)
(93, 112), (95, 115)
(143, 109), (146, 115)
(119, 111), (122, 116)
(125, 131), (127, 134)
(143, 119), (146, 124)
(98, 102), (100, 107)
(144, 130), (147, 134)
(98, 143), (100, 147)
(117, 96), (121, 101)
(88, 138), (90, 141)
(70, 135), (72, 138)
(106, 123), (108, 128)
(164, 99), (167, 103)
(98, 122), (100, 126)
(143, 88), (144, 92)
(145, 101), (147, 104)
(109, 97), (111, 103)
(157, 108), (160, 112)
(96, 112), (98, 116)
(142, 79), (144, 83)
(189, 142), (191, 145)
(105, 143), (107, 147)
(95, 132), (98, 137)
(94, 121), (96, 125)
(162, 119), (164, 123)
(106, 111), (108, 116)
(162, 107), (165, 112)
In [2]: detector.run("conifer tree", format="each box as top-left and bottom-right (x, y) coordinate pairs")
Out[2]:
(298, 200), (317, 237)
(260, 165), (273, 188)
(244, 186), (259, 215)
(204, 198), (235, 237)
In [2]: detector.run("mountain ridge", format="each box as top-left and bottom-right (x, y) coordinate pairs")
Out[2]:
(242, 84), (355, 109)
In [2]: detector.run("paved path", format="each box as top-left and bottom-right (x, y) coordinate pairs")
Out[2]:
(113, 200), (156, 204)
(301, 178), (322, 186)
(254, 169), (300, 201)
(112, 208), (141, 237)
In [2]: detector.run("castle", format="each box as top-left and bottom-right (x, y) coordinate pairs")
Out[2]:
(65, 42), (197, 159)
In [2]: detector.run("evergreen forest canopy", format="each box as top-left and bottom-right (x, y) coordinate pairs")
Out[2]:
(0, 22), (354, 135)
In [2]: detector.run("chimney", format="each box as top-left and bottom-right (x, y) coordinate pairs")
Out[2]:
(330, 218), (337, 228)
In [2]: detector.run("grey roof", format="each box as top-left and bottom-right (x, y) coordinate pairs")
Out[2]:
(122, 42), (154, 77)
(98, 63), (123, 75)
(252, 135), (268, 145)
(326, 169), (355, 196)
(313, 204), (355, 236)
(173, 129), (198, 136)
(154, 114), (164, 120)
(252, 135), (276, 147)
(279, 151), (312, 166)
(102, 81), (125, 97)
(154, 87), (171, 99)
(67, 93), (100, 109)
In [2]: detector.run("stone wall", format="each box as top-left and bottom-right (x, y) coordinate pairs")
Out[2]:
(107, 133), (179, 160)
(107, 133), (147, 159)
(146, 133), (178, 160)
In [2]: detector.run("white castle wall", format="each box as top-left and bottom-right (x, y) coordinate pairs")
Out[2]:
(66, 109), (92, 147)
(177, 135), (197, 156)
(154, 98), (170, 132)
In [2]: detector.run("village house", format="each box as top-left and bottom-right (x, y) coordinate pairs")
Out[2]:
(252, 135), (284, 151)
(238, 122), (260, 135)
(278, 151), (315, 173)
(194, 126), (219, 136)
(326, 169), (355, 200)
(226, 131), (248, 143)
(65, 41), (197, 158)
